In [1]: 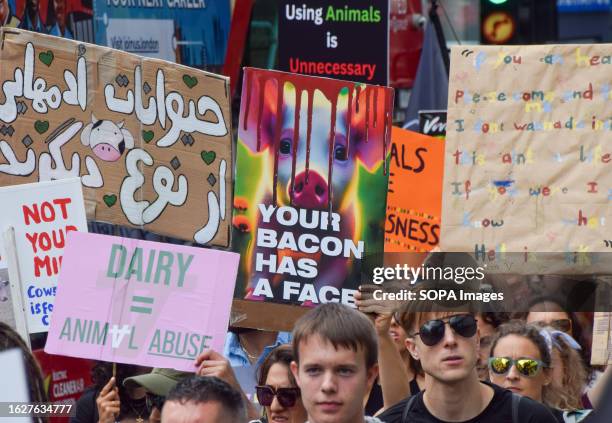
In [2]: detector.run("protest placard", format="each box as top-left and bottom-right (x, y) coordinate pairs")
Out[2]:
(441, 44), (612, 256)
(278, 1), (389, 85)
(45, 232), (239, 371)
(0, 179), (87, 333)
(385, 128), (444, 253)
(0, 29), (232, 247)
(232, 68), (393, 330)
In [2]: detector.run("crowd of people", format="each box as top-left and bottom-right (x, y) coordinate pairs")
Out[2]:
(2, 277), (611, 423)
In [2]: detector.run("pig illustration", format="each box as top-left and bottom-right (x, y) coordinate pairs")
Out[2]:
(235, 70), (391, 305)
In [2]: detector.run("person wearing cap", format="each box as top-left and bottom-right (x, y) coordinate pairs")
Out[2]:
(123, 368), (191, 423)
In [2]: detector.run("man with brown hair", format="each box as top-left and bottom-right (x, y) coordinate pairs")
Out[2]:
(378, 284), (557, 423)
(290, 303), (383, 423)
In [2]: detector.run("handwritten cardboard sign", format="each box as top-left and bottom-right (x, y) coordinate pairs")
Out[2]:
(232, 68), (393, 330)
(441, 44), (612, 255)
(0, 29), (232, 247)
(0, 178), (87, 333)
(385, 128), (444, 253)
(45, 232), (239, 370)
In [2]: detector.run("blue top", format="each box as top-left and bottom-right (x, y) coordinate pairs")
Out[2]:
(223, 331), (292, 368)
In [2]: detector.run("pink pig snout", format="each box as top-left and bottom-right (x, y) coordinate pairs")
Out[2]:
(92, 143), (122, 162)
(292, 170), (329, 209)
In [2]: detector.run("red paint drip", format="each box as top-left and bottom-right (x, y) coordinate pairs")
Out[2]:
(327, 89), (340, 213)
(305, 89), (314, 183)
(365, 87), (371, 143)
(290, 89), (302, 205)
(345, 85), (354, 159)
(256, 75), (266, 152)
(272, 80), (284, 205)
(382, 88), (394, 176)
(373, 88), (379, 129)
(355, 85), (361, 114)
(243, 69), (253, 131)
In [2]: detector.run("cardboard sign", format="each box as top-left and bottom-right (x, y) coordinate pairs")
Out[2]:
(94, 0), (230, 68)
(385, 128), (444, 253)
(418, 110), (447, 139)
(0, 29), (232, 247)
(441, 44), (612, 254)
(232, 68), (393, 329)
(32, 349), (94, 423)
(0, 179), (87, 333)
(45, 232), (239, 371)
(278, 0), (389, 85)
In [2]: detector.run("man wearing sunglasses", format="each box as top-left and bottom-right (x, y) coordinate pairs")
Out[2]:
(378, 290), (557, 423)
(290, 303), (384, 423)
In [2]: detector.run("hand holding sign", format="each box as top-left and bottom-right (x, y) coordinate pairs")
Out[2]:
(96, 377), (120, 423)
(194, 349), (241, 391)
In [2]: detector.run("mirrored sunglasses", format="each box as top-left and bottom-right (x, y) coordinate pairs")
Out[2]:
(488, 356), (546, 378)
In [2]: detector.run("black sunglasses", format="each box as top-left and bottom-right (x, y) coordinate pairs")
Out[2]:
(146, 393), (165, 410)
(412, 314), (478, 346)
(256, 385), (301, 408)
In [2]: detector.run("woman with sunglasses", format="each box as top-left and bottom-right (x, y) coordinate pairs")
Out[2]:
(250, 344), (307, 423)
(489, 321), (592, 423)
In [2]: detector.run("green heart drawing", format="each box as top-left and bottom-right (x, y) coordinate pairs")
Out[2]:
(200, 150), (216, 165)
(39, 50), (54, 66)
(142, 130), (154, 143)
(182, 74), (198, 89)
(103, 194), (117, 207)
(34, 120), (49, 134)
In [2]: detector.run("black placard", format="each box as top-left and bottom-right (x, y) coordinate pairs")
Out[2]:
(278, 0), (389, 86)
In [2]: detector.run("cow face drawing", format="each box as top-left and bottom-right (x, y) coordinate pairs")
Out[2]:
(81, 114), (134, 162)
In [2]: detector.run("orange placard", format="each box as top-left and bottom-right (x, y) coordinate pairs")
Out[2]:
(385, 127), (445, 253)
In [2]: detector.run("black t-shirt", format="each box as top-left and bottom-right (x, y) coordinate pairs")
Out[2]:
(378, 382), (558, 423)
(366, 378), (384, 416)
(71, 387), (99, 423)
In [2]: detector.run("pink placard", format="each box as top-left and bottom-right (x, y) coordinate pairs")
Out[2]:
(45, 232), (239, 371)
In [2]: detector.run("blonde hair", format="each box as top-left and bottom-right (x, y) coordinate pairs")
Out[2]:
(542, 331), (587, 411)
